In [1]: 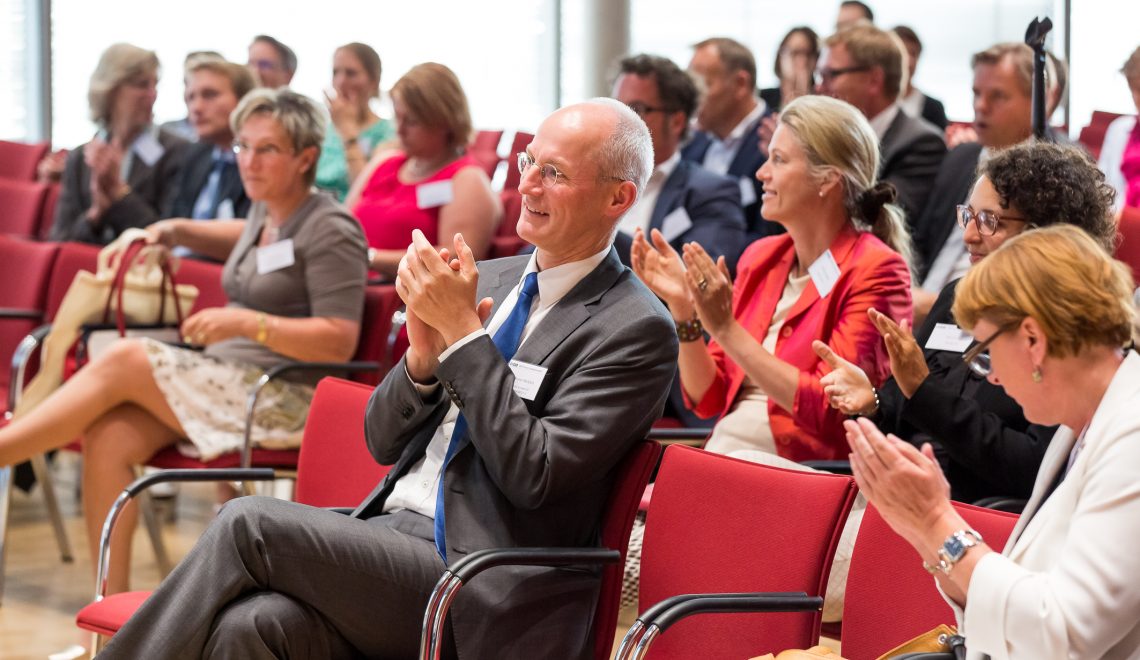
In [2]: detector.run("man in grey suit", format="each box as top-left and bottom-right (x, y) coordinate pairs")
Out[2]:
(102, 99), (678, 659)
(818, 23), (946, 222)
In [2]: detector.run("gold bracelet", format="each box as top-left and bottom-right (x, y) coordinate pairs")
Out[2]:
(675, 316), (704, 342)
(255, 312), (269, 344)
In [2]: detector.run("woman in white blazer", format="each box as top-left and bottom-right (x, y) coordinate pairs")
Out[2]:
(1097, 46), (1140, 213)
(845, 224), (1140, 660)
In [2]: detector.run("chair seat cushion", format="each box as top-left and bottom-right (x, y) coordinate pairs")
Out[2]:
(75, 590), (152, 636)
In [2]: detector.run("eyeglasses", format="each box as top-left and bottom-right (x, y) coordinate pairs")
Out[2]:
(517, 152), (625, 188)
(249, 59), (282, 72)
(955, 205), (1031, 236)
(233, 141), (294, 159)
(961, 321), (1019, 377)
(815, 65), (870, 83)
(625, 102), (674, 119)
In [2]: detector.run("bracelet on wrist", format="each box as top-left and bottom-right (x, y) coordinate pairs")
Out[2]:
(675, 316), (704, 342)
(255, 312), (269, 345)
(866, 386), (881, 417)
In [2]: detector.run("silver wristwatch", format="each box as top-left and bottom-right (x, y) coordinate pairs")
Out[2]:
(925, 529), (983, 575)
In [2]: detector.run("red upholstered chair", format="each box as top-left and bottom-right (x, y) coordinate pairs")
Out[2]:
(615, 445), (857, 660)
(0, 140), (50, 181)
(1115, 207), (1140, 284)
(500, 131), (535, 192)
(0, 237), (60, 410)
(418, 440), (663, 660)
(489, 190), (528, 258)
(0, 178), (50, 237)
(1078, 110), (1125, 160)
(469, 129), (505, 177)
(838, 502), (1018, 660)
(76, 376), (388, 651)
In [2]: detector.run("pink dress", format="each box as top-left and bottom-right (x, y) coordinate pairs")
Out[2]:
(350, 152), (478, 249)
(1120, 121), (1140, 209)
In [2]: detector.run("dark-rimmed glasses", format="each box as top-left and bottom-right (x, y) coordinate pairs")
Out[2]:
(962, 321), (1019, 376)
(816, 65), (870, 83)
(955, 205), (1031, 236)
(625, 102), (674, 119)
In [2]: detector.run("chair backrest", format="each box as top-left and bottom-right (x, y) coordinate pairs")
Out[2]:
(355, 284), (403, 385)
(639, 445), (857, 658)
(294, 377), (390, 508)
(0, 237), (61, 393)
(591, 440), (664, 659)
(0, 140), (50, 181)
(469, 130), (505, 177)
(501, 131), (535, 192)
(1115, 207), (1140, 284)
(171, 257), (228, 313)
(44, 242), (102, 321)
(839, 502), (1019, 660)
(0, 178), (50, 237)
(1078, 110), (1125, 159)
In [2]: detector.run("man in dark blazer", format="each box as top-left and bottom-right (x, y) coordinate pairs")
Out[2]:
(912, 43), (1035, 320)
(818, 24), (946, 222)
(148, 58), (255, 225)
(683, 37), (782, 243)
(102, 100), (678, 659)
(893, 25), (949, 131)
(611, 53), (747, 272)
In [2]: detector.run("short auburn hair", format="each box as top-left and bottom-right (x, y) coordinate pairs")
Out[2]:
(953, 225), (1136, 358)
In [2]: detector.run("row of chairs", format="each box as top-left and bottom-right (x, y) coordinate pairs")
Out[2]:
(74, 376), (1018, 659)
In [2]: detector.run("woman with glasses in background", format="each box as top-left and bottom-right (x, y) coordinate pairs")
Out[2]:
(847, 225), (1140, 659)
(345, 62), (500, 279)
(818, 142), (1117, 504)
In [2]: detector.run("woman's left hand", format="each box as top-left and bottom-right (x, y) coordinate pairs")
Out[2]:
(325, 90), (361, 139)
(869, 308), (929, 398)
(845, 416), (952, 546)
(181, 308), (256, 346)
(681, 242), (735, 337)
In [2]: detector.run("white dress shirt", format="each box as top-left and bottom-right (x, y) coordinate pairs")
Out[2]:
(701, 100), (766, 176)
(899, 88), (925, 119)
(617, 151), (680, 238)
(867, 103), (901, 140)
(383, 246), (611, 518)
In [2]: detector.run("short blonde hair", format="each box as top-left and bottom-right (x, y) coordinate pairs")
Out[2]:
(186, 58), (256, 102)
(953, 225), (1136, 358)
(779, 95), (912, 267)
(390, 63), (473, 152)
(230, 88), (325, 185)
(826, 24), (908, 101)
(88, 43), (159, 126)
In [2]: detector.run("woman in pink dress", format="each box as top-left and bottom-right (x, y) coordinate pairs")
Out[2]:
(346, 63), (501, 278)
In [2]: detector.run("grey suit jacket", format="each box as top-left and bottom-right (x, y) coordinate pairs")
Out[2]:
(879, 111), (947, 223)
(353, 248), (678, 659)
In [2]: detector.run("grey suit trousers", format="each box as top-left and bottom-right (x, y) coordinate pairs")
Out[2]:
(101, 497), (456, 659)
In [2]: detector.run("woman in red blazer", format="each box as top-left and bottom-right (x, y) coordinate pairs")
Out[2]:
(633, 95), (913, 461)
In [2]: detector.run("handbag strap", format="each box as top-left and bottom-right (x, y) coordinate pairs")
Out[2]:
(103, 238), (149, 334)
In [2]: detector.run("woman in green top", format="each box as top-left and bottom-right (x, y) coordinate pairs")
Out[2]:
(316, 42), (393, 200)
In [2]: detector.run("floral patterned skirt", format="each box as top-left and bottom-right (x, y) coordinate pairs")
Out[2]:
(141, 338), (314, 462)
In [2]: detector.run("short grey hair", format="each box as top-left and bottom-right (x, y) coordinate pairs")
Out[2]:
(230, 88), (325, 185)
(583, 97), (653, 199)
(88, 43), (159, 126)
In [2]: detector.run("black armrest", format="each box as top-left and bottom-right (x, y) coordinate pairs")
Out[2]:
(0, 308), (43, 320)
(637, 592), (820, 633)
(800, 460), (853, 475)
(419, 547), (620, 660)
(646, 428), (709, 443)
(970, 496), (1027, 514)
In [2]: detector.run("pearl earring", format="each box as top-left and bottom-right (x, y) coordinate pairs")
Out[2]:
(818, 189), (825, 198)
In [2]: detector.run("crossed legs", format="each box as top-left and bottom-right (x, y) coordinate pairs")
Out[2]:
(102, 498), (454, 659)
(0, 339), (184, 592)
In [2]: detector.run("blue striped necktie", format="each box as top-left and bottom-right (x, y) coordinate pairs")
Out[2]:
(434, 271), (540, 562)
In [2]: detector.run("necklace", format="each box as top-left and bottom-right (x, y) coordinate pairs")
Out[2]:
(264, 223), (281, 244)
(405, 153), (456, 179)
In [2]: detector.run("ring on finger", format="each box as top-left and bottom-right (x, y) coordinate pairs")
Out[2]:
(697, 278), (709, 292)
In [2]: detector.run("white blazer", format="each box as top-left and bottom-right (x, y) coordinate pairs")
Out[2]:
(949, 351), (1140, 660)
(1098, 115), (1137, 213)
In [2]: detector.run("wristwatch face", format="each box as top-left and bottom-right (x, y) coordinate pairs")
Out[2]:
(943, 534), (969, 562)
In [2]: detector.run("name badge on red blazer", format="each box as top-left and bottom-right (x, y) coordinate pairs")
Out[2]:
(807, 249), (840, 298)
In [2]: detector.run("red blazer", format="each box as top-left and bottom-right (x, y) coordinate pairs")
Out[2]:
(685, 226), (913, 461)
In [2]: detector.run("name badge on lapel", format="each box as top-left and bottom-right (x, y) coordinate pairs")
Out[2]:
(925, 323), (974, 353)
(257, 238), (295, 274)
(509, 359), (547, 401)
(738, 177), (757, 206)
(807, 249), (841, 298)
(660, 206), (694, 243)
(416, 180), (454, 209)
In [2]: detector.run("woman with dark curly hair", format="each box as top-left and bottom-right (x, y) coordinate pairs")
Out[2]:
(817, 141), (1117, 503)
